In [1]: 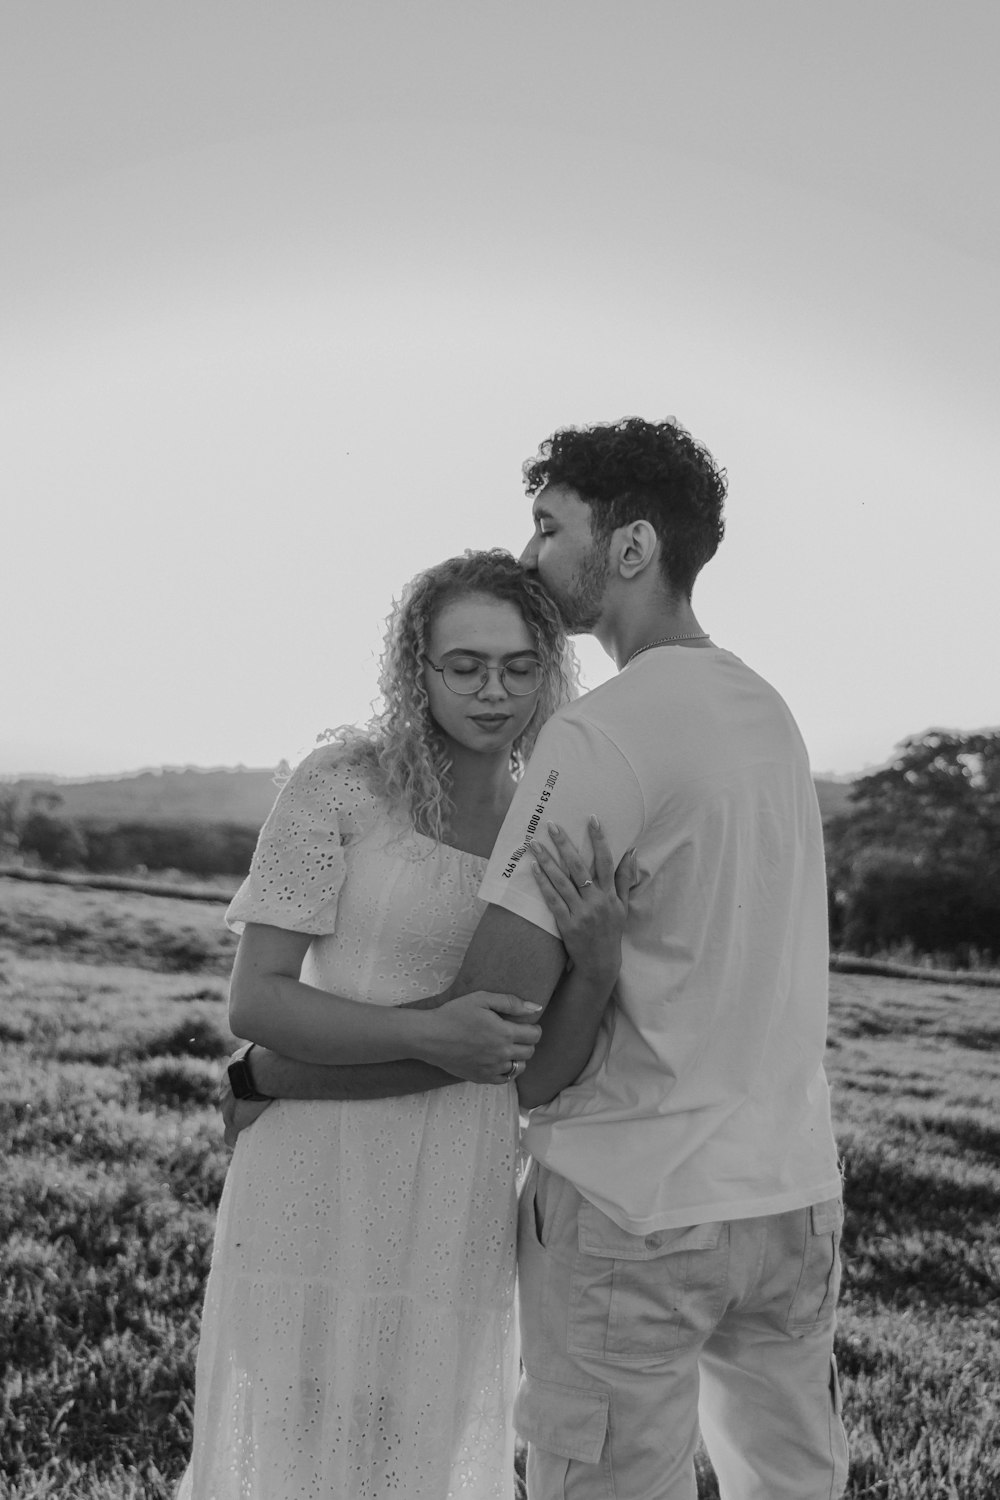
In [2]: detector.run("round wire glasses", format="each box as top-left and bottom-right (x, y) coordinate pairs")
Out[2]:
(424, 653), (543, 696)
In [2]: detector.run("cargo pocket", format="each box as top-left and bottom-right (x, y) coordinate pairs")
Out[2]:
(786, 1198), (843, 1332)
(569, 1203), (727, 1363)
(515, 1369), (610, 1465)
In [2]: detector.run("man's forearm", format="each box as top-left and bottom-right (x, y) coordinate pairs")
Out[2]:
(517, 967), (612, 1110)
(252, 1047), (456, 1102)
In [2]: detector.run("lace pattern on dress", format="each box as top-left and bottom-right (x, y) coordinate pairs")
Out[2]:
(181, 745), (519, 1498)
(226, 745), (379, 935)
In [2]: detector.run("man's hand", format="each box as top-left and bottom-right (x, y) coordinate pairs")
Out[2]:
(218, 1052), (273, 1148)
(415, 991), (543, 1083)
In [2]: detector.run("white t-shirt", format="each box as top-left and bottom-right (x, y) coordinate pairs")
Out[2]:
(478, 645), (842, 1234)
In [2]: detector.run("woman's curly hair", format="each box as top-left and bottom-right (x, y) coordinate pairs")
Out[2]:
(320, 550), (579, 844)
(523, 416), (727, 599)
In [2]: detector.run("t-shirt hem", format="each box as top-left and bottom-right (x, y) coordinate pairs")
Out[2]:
(553, 1174), (845, 1236)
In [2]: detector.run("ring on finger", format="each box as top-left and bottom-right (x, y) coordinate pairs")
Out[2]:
(578, 878), (593, 889)
(503, 1059), (521, 1080)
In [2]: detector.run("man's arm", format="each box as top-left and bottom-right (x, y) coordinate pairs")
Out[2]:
(220, 1048), (458, 1147)
(245, 908), (561, 1102)
(248, 1050), (457, 1100)
(223, 899), (611, 1142)
(448, 904), (567, 1008)
(448, 904), (616, 1109)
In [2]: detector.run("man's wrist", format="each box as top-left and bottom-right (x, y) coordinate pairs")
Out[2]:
(228, 1041), (273, 1101)
(248, 1046), (283, 1098)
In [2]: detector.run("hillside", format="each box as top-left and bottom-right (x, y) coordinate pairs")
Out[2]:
(3, 765), (857, 827)
(3, 767), (282, 827)
(813, 776), (854, 821)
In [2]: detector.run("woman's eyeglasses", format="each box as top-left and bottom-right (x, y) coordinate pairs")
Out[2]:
(425, 654), (543, 696)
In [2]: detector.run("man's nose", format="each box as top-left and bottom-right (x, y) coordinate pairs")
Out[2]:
(519, 536), (539, 570)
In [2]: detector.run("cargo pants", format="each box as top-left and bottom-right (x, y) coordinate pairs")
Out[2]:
(515, 1161), (849, 1500)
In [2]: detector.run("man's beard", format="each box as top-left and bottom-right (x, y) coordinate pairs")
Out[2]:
(545, 540), (610, 633)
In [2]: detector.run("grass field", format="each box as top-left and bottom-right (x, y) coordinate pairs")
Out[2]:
(2, 875), (999, 1497)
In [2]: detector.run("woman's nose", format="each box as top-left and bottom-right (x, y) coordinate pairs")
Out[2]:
(476, 667), (509, 700)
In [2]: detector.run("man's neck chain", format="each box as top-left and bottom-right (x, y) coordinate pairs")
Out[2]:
(624, 632), (710, 667)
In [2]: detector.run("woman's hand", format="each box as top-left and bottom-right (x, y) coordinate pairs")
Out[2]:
(530, 818), (636, 996)
(417, 991), (543, 1084)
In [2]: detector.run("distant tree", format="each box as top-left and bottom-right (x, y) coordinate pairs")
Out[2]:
(826, 729), (1000, 961)
(29, 789), (65, 815)
(843, 729), (998, 860)
(0, 790), (19, 853)
(18, 811), (88, 869)
(77, 819), (258, 876)
(78, 823), (135, 873)
(838, 848), (1000, 962)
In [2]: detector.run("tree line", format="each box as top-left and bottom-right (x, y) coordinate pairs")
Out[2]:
(0, 792), (257, 879)
(3, 728), (998, 962)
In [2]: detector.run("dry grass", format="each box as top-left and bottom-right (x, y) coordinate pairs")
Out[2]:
(2, 879), (999, 1497)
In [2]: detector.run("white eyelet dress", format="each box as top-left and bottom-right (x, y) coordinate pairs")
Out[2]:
(177, 746), (519, 1500)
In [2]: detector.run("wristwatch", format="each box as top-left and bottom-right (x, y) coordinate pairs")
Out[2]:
(227, 1042), (272, 1102)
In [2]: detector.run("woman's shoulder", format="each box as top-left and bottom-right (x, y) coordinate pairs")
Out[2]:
(270, 735), (383, 838)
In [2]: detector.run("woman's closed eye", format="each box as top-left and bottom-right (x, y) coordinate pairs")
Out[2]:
(504, 657), (541, 680)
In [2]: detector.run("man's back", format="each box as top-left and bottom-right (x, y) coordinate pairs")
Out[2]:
(479, 644), (841, 1232)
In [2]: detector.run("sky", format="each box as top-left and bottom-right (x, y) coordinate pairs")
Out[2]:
(3, 0), (998, 781)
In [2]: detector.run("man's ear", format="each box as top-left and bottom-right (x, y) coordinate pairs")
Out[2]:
(615, 520), (659, 580)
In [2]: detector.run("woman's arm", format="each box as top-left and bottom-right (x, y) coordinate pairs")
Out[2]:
(228, 923), (541, 1082)
(220, 829), (628, 1144)
(516, 820), (635, 1110)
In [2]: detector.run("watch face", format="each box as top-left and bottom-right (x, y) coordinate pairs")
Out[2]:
(228, 1058), (260, 1100)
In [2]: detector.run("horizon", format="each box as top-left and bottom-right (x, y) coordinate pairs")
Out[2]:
(0, 754), (930, 789)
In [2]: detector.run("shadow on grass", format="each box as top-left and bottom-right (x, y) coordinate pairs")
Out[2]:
(841, 1138), (1000, 1310)
(835, 1011), (900, 1039)
(843, 1138), (1000, 1231)
(136, 1016), (231, 1061)
(919, 1112), (1000, 1159)
(136, 1058), (220, 1109)
(928, 1023), (1000, 1051)
(58, 1015), (232, 1068)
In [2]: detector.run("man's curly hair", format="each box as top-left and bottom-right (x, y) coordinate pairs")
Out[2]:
(320, 550), (579, 844)
(523, 417), (727, 598)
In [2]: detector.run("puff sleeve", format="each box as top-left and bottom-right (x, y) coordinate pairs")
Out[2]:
(225, 745), (377, 935)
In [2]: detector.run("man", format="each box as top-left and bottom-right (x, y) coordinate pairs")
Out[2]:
(229, 417), (848, 1498)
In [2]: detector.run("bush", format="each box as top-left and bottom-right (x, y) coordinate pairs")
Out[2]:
(18, 813), (88, 870)
(841, 853), (1000, 964)
(79, 821), (257, 877)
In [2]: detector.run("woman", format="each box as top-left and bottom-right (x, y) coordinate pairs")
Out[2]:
(178, 550), (628, 1500)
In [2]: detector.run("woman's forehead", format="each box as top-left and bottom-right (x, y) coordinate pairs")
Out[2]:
(429, 594), (534, 653)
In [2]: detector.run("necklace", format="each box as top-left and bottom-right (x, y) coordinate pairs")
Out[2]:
(624, 632), (710, 667)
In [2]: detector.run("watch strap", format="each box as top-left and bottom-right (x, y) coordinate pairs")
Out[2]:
(227, 1041), (272, 1102)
